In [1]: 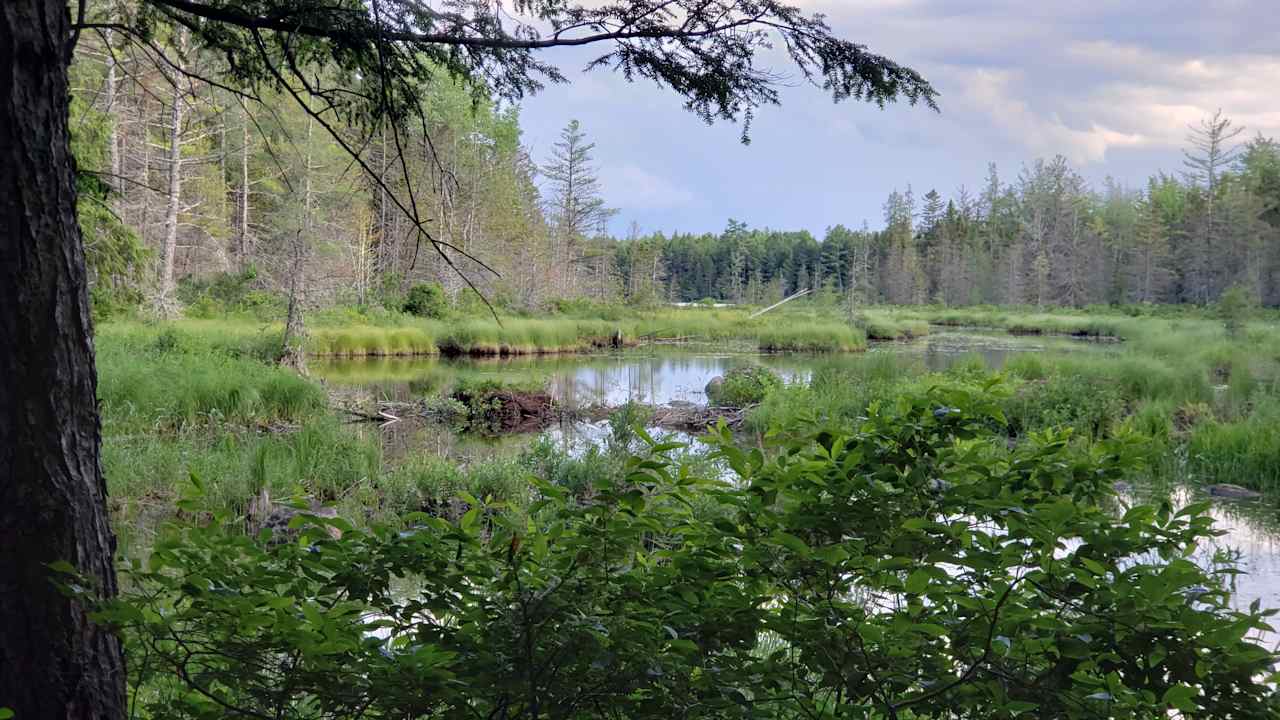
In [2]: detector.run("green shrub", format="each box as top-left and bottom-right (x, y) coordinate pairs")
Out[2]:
(90, 284), (144, 320)
(101, 382), (1280, 719)
(706, 366), (782, 406)
(403, 282), (448, 318)
(1217, 285), (1254, 338)
(1002, 373), (1126, 440)
(176, 266), (285, 319)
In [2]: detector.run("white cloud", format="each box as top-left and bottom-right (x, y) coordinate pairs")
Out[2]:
(518, 0), (1280, 233)
(602, 165), (697, 211)
(949, 68), (1144, 164)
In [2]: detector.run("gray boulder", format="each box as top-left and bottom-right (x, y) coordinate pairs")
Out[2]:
(248, 489), (343, 542)
(1207, 483), (1262, 500)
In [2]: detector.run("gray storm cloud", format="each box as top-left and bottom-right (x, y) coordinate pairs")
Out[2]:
(517, 0), (1279, 234)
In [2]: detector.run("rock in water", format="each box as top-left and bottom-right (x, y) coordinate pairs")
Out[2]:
(1207, 483), (1262, 500)
(248, 490), (343, 542)
(705, 367), (782, 406)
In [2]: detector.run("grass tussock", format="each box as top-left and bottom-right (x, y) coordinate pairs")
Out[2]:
(754, 322), (866, 352)
(1186, 398), (1280, 494)
(855, 311), (931, 341)
(98, 331), (325, 433)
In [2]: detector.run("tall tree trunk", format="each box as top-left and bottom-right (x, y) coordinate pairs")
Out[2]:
(280, 116), (313, 372)
(238, 103), (251, 270)
(280, 233), (308, 372)
(0, 1), (127, 717)
(157, 33), (185, 313)
(104, 29), (121, 194)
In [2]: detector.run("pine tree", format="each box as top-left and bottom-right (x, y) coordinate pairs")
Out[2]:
(1181, 110), (1246, 303)
(543, 120), (616, 296)
(1131, 180), (1173, 303)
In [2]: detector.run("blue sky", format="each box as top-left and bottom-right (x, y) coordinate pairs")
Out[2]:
(515, 0), (1280, 237)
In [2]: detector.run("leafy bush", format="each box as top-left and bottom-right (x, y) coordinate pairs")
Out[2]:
(402, 282), (448, 318)
(177, 266), (284, 319)
(1217, 284), (1254, 338)
(98, 382), (1280, 718)
(706, 365), (782, 406)
(89, 284), (144, 320)
(1002, 373), (1126, 440)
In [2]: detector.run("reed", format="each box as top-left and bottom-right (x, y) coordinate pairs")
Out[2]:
(754, 322), (866, 352)
(1186, 399), (1280, 494)
(97, 341), (325, 433)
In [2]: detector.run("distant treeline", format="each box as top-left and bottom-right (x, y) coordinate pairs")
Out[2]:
(73, 17), (1278, 318)
(610, 120), (1280, 308)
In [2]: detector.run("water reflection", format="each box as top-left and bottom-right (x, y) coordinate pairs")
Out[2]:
(319, 331), (1280, 649)
(1124, 483), (1280, 648)
(314, 330), (1089, 407)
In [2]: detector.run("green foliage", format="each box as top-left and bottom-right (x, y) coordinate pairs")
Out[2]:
(707, 365), (782, 406)
(1002, 373), (1126, 441)
(402, 282), (448, 318)
(854, 310), (930, 340)
(177, 267), (285, 320)
(90, 284), (145, 320)
(97, 327), (324, 433)
(753, 320), (866, 352)
(748, 353), (923, 431)
(519, 437), (617, 498)
(99, 382), (1280, 718)
(101, 420), (378, 552)
(68, 93), (150, 289)
(1218, 285), (1254, 338)
(1187, 397), (1280, 494)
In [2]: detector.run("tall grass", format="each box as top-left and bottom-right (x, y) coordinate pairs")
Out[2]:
(747, 353), (922, 430)
(98, 333), (325, 433)
(309, 325), (438, 356)
(103, 420), (380, 552)
(1186, 398), (1280, 494)
(754, 322), (866, 352)
(854, 311), (930, 341)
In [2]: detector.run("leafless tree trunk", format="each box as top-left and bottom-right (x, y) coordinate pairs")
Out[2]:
(156, 30), (186, 313)
(280, 115), (314, 372)
(238, 103), (252, 270)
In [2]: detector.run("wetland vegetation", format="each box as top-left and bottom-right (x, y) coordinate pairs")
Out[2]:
(10, 0), (1280, 715)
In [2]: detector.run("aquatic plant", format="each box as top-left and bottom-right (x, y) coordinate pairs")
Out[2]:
(99, 383), (1280, 718)
(706, 366), (783, 406)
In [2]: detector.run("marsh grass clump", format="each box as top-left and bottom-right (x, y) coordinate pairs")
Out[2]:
(1187, 398), (1280, 494)
(103, 420), (380, 550)
(854, 311), (930, 341)
(1001, 373), (1125, 441)
(754, 321), (866, 352)
(309, 325), (438, 356)
(747, 353), (923, 431)
(97, 344), (325, 432)
(520, 437), (613, 498)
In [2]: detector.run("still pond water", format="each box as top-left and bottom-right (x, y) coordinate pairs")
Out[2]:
(314, 329), (1280, 648)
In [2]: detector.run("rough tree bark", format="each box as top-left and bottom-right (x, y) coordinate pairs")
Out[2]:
(0, 1), (128, 717)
